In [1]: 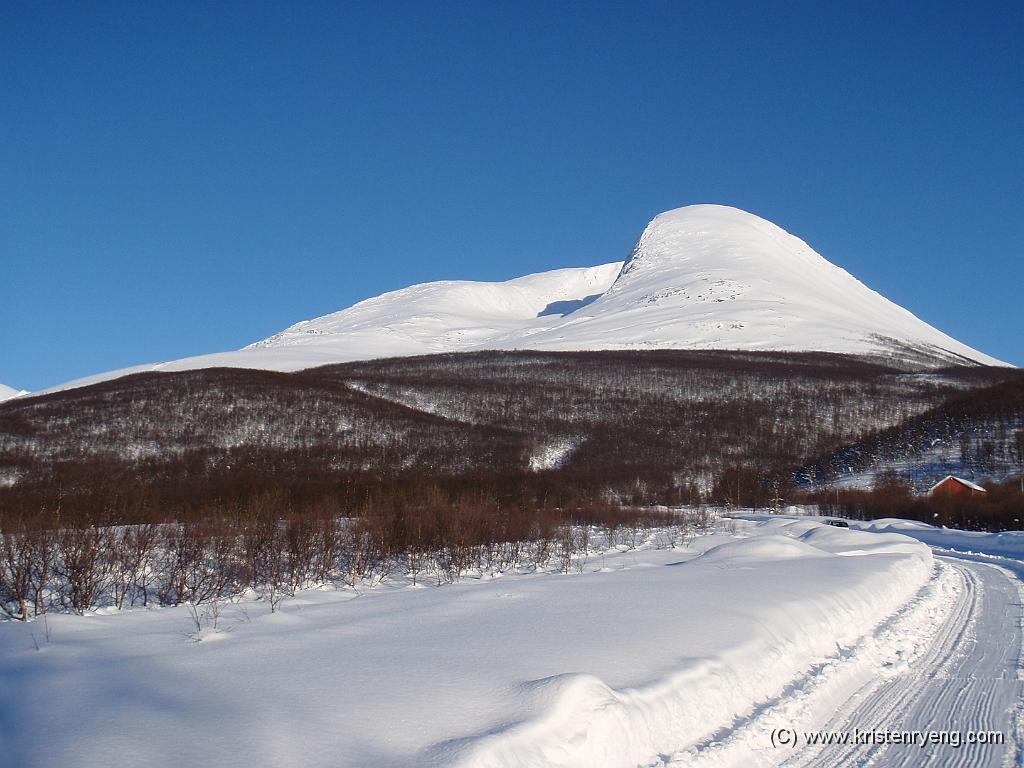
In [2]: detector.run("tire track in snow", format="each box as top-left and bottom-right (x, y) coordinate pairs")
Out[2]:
(788, 557), (1023, 768)
(666, 553), (1024, 768)
(779, 560), (997, 768)
(669, 555), (1024, 768)
(663, 558), (968, 768)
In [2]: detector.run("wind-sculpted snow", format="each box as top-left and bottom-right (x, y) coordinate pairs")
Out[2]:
(43, 205), (1003, 394)
(797, 525), (930, 558)
(694, 533), (831, 563)
(249, 263), (622, 356)
(0, 518), (935, 768)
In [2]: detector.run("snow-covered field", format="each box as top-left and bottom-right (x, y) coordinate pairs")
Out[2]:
(9, 516), (1011, 768)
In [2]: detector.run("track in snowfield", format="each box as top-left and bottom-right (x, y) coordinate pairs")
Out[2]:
(667, 554), (1024, 768)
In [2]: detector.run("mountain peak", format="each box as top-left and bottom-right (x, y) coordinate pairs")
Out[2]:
(38, 204), (1006, 394)
(619, 204), (827, 279)
(566, 204), (1002, 365)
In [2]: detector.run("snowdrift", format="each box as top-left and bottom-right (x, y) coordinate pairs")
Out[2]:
(438, 521), (931, 768)
(0, 519), (933, 768)
(857, 518), (1024, 559)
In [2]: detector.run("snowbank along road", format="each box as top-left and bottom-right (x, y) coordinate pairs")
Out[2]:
(675, 518), (1024, 768)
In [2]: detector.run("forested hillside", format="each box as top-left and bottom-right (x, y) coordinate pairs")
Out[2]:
(1, 351), (1013, 521)
(798, 374), (1024, 490)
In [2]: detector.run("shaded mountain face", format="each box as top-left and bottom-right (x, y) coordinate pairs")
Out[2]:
(44, 205), (1003, 395)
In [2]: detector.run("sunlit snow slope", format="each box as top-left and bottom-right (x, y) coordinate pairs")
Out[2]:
(46, 205), (1004, 392)
(0, 383), (25, 402)
(500, 205), (1003, 364)
(248, 263), (622, 360)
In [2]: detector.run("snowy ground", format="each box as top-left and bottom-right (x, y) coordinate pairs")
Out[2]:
(2, 517), (1021, 768)
(856, 517), (1024, 559)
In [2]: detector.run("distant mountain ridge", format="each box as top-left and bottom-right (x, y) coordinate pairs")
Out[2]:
(42, 204), (1006, 394)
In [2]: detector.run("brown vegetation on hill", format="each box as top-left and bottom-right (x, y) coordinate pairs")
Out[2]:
(0, 350), (1019, 546)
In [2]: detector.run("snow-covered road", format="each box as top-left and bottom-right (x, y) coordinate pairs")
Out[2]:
(667, 549), (1024, 768)
(785, 556), (1023, 768)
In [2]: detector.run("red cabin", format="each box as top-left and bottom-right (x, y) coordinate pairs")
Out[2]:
(928, 475), (987, 498)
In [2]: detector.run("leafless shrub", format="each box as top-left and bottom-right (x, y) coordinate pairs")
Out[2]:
(0, 523), (33, 620)
(574, 527), (590, 574)
(187, 596), (224, 636)
(692, 506), (714, 536)
(0, 480), (758, 620)
(109, 523), (158, 609)
(57, 525), (111, 615)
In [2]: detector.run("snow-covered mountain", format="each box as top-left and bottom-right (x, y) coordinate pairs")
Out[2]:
(44, 205), (1004, 393)
(498, 205), (1003, 364)
(0, 383), (26, 402)
(247, 262), (622, 361)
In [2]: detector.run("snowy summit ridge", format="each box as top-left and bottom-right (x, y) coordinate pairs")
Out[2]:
(44, 205), (1004, 393)
(223, 204), (1007, 367)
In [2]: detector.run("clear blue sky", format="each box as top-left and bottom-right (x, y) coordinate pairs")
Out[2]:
(2, 1), (1021, 390)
